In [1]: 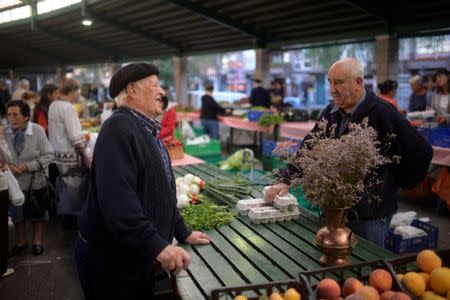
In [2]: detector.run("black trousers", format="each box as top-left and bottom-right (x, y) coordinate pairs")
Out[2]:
(0, 189), (9, 276)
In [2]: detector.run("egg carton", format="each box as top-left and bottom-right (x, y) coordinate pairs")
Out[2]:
(236, 198), (271, 216)
(248, 206), (300, 224)
(273, 193), (298, 212)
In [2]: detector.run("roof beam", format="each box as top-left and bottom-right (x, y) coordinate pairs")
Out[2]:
(165, 0), (277, 44)
(36, 25), (127, 61)
(342, 0), (389, 22)
(85, 6), (183, 51)
(0, 33), (68, 63)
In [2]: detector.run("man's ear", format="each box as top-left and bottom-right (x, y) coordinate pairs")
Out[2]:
(355, 76), (363, 86)
(126, 83), (136, 97)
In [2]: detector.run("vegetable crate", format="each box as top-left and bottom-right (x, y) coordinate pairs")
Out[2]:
(262, 155), (286, 171)
(299, 260), (406, 300)
(429, 127), (450, 148)
(210, 280), (306, 300)
(262, 140), (277, 156)
(384, 219), (438, 254)
(386, 249), (450, 275)
(184, 139), (221, 157)
(248, 110), (272, 122)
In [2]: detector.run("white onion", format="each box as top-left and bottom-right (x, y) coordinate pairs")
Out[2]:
(178, 184), (190, 195)
(189, 184), (200, 195)
(183, 174), (195, 185)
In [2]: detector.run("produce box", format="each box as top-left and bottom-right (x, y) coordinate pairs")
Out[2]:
(429, 127), (450, 148)
(248, 110), (272, 122)
(262, 155), (286, 171)
(385, 219), (438, 254)
(386, 249), (450, 275)
(184, 139), (221, 157)
(210, 280), (306, 300)
(299, 259), (406, 300)
(262, 140), (277, 156)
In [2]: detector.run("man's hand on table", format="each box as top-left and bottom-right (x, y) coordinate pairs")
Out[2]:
(265, 183), (289, 203)
(186, 231), (210, 245)
(156, 245), (191, 275)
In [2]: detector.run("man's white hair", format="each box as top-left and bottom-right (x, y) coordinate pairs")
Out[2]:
(20, 79), (30, 89)
(331, 57), (365, 79)
(409, 75), (423, 85)
(113, 77), (147, 107)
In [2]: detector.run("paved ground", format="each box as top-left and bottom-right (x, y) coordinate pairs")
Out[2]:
(0, 190), (448, 300)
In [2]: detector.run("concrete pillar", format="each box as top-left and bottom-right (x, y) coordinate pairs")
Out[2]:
(375, 34), (399, 84)
(255, 48), (270, 86)
(174, 56), (188, 105)
(56, 65), (63, 84)
(9, 70), (15, 92)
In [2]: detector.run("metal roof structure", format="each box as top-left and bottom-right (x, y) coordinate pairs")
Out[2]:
(1, 0), (450, 69)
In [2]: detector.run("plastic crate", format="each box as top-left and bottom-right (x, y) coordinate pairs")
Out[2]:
(299, 259), (406, 300)
(248, 110), (272, 122)
(262, 140), (277, 156)
(386, 249), (450, 275)
(184, 139), (221, 157)
(385, 219), (438, 254)
(429, 127), (450, 148)
(210, 280), (306, 300)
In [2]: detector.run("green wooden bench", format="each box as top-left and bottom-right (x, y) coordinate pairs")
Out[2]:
(173, 164), (395, 300)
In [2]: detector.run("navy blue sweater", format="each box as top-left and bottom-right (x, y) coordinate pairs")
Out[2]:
(285, 90), (433, 219)
(78, 108), (190, 281)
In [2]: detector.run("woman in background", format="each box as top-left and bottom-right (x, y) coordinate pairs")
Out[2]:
(34, 83), (59, 135)
(431, 68), (450, 125)
(377, 79), (399, 110)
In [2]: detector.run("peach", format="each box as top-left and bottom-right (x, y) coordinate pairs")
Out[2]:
(356, 285), (380, 300)
(416, 250), (442, 274)
(316, 278), (341, 300)
(380, 290), (396, 300)
(345, 294), (366, 300)
(369, 269), (393, 293)
(343, 278), (364, 297)
(402, 272), (426, 296)
(392, 292), (412, 300)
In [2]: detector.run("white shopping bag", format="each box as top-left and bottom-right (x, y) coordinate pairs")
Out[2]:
(4, 167), (24, 206)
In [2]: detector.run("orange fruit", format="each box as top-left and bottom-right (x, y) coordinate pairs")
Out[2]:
(284, 288), (301, 300)
(416, 250), (442, 274)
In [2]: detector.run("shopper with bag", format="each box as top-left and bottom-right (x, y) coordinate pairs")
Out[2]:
(48, 78), (86, 217)
(0, 125), (14, 278)
(5, 100), (54, 256)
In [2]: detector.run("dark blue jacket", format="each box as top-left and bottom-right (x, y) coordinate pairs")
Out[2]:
(285, 90), (433, 219)
(250, 86), (271, 108)
(78, 108), (190, 292)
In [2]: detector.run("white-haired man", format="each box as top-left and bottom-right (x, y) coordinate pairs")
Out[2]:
(266, 58), (433, 247)
(408, 75), (432, 112)
(76, 63), (209, 299)
(11, 79), (30, 101)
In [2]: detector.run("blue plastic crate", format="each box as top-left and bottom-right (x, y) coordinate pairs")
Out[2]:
(429, 127), (450, 148)
(248, 110), (272, 122)
(385, 219), (438, 254)
(262, 140), (277, 156)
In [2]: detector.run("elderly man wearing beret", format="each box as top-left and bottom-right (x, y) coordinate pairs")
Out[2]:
(76, 63), (210, 299)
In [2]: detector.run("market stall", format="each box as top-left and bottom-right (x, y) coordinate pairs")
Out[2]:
(172, 163), (395, 299)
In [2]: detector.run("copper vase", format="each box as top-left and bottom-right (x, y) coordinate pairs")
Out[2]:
(314, 206), (357, 266)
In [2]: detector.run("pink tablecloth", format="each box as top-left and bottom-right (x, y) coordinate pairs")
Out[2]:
(220, 116), (274, 133)
(176, 112), (200, 122)
(279, 121), (316, 140)
(171, 154), (205, 167)
(432, 146), (450, 167)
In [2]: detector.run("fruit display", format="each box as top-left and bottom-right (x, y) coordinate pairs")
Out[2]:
(163, 136), (184, 160)
(210, 280), (304, 300)
(80, 117), (100, 129)
(392, 249), (450, 300)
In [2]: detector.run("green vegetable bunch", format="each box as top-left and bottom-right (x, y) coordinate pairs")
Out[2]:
(218, 149), (260, 171)
(202, 175), (253, 205)
(181, 201), (234, 231)
(257, 114), (284, 127)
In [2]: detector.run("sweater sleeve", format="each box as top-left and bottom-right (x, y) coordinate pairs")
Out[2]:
(94, 119), (169, 260)
(63, 103), (85, 146)
(25, 125), (54, 172)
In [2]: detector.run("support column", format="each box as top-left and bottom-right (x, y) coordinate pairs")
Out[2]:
(255, 48), (270, 86)
(174, 56), (187, 105)
(56, 65), (63, 84)
(375, 34), (399, 84)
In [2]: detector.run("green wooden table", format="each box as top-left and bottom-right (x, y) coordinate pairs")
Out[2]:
(173, 163), (395, 300)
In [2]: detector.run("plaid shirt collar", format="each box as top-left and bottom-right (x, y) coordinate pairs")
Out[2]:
(123, 107), (162, 137)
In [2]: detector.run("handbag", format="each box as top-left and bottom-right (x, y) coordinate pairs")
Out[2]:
(4, 166), (25, 206)
(56, 157), (90, 216)
(23, 171), (53, 218)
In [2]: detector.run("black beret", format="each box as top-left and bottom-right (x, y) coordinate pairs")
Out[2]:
(109, 63), (159, 98)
